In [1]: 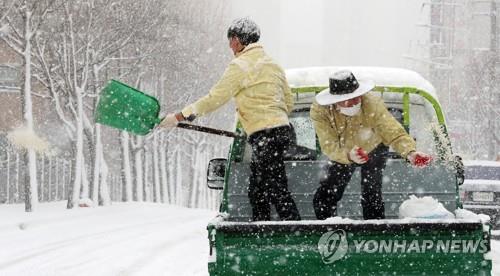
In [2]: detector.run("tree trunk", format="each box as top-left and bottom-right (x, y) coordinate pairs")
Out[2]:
(153, 133), (161, 202)
(99, 143), (111, 206)
(167, 140), (176, 204)
(175, 146), (183, 205)
(190, 143), (201, 208)
(21, 8), (38, 212)
(92, 124), (102, 204)
(121, 131), (133, 201)
(134, 137), (144, 202)
(160, 137), (169, 203)
(68, 89), (85, 209)
(144, 151), (151, 201)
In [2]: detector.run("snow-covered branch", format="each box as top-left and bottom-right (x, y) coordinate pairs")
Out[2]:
(0, 32), (23, 55)
(0, 0), (16, 24)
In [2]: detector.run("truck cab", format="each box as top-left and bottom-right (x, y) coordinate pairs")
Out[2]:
(205, 67), (492, 275)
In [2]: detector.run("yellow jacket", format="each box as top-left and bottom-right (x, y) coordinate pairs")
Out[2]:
(310, 93), (416, 164)
(181, 43), (293, 135)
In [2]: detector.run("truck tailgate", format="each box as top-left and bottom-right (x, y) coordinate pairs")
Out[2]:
(208, 219), (491, 275)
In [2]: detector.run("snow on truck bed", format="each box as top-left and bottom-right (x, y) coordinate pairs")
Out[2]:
(213, 217), (487, 229)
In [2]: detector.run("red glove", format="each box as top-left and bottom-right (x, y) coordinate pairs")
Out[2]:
(408, 151), (433, 168)
(348, 146), (369, 164)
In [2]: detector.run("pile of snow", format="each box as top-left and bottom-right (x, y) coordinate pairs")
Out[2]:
(399, 195), (492, 224)
(78, 198), (94, 207)
(325, 216), (353, 223)
(399, 195), (454, 219)
(455, 208), (490, 224)
(6, 126), (50, 154)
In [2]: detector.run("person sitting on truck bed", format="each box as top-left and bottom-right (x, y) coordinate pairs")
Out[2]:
(311, 70), (432, 220)
(159, 18), (301, 221)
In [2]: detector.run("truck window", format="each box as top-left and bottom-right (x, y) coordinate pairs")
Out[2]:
(289, 110), (316, 151)
(409, 104), (439, 156)
(240, 109), (317, 162)
(388, 107), (403, 125)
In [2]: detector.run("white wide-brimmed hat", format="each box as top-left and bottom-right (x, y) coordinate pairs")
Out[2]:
(316, 70), (375, 105)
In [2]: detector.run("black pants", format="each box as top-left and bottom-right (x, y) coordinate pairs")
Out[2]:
(313, 144), (389, 220)
(248, 125), (301, 221)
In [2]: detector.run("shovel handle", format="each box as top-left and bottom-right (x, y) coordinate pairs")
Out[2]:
(177, 123), (243, 138)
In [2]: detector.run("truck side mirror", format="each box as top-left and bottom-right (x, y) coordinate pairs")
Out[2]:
(207, 158), (226, 190)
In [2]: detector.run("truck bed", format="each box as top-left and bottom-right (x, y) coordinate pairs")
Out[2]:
(226, 160), (458, 221)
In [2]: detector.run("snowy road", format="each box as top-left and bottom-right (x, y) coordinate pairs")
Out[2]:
(0, 202), (499, 276)
(0, 202), (215, 276)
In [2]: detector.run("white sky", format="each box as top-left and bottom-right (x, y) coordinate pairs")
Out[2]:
(230, 0), (429, 70)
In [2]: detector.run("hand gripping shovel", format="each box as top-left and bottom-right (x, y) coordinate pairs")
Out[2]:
(95, 80), (242, 138)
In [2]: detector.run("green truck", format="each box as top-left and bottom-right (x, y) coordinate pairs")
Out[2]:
(205, 67), (492, 275)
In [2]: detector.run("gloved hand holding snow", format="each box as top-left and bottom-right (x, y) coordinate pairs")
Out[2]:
(159, 113), (179, 128)
(348, 146), (369, 164)
(407, 151), (432, 167)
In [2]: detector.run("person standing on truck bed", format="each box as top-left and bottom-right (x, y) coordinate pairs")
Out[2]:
(311, 70), (432, 220)
(159, 18), (301, 221)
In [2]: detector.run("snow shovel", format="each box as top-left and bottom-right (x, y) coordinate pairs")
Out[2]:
(95, 80), (161, 135)
(95, 79), (242, 138)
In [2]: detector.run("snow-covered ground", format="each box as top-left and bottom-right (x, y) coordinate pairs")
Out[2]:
(0, 202), (499, 276)
(0, 202), (215, 276)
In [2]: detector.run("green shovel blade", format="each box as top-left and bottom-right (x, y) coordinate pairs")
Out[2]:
(95, 80), (162, 135)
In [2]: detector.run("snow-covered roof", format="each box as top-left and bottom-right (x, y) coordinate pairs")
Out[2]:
(464, 160), (500, 167)
(462, 179), (500, 192)
(0, 86), (20, 93)
(285, 66), (438, 100)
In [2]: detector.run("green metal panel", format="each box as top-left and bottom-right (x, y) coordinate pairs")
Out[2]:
(209, 222), (491, 275)
(370, 86), (453, 159)
(403, 92), (410, 133)
(221, 129), (247, 213)
(292, 86), (327, 94)
(95, 80), (162, 135)
(369, 86), (447, 126)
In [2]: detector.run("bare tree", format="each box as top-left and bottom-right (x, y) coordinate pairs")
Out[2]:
(0, 0), (56, 212)
(1, 0), (232, 210)
(30, 0), (167, 208)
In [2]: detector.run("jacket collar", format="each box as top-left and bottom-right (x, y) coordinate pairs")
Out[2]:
(235, 43), (262, 57)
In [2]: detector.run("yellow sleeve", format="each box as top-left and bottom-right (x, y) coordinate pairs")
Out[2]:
(370, 97), (416, 158)
(310, 103), (350, 164)
(284, 79), (294, 114)
(182, 62), (243, 117)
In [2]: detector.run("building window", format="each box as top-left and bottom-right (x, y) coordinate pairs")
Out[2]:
(0, 65), (19, 88)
